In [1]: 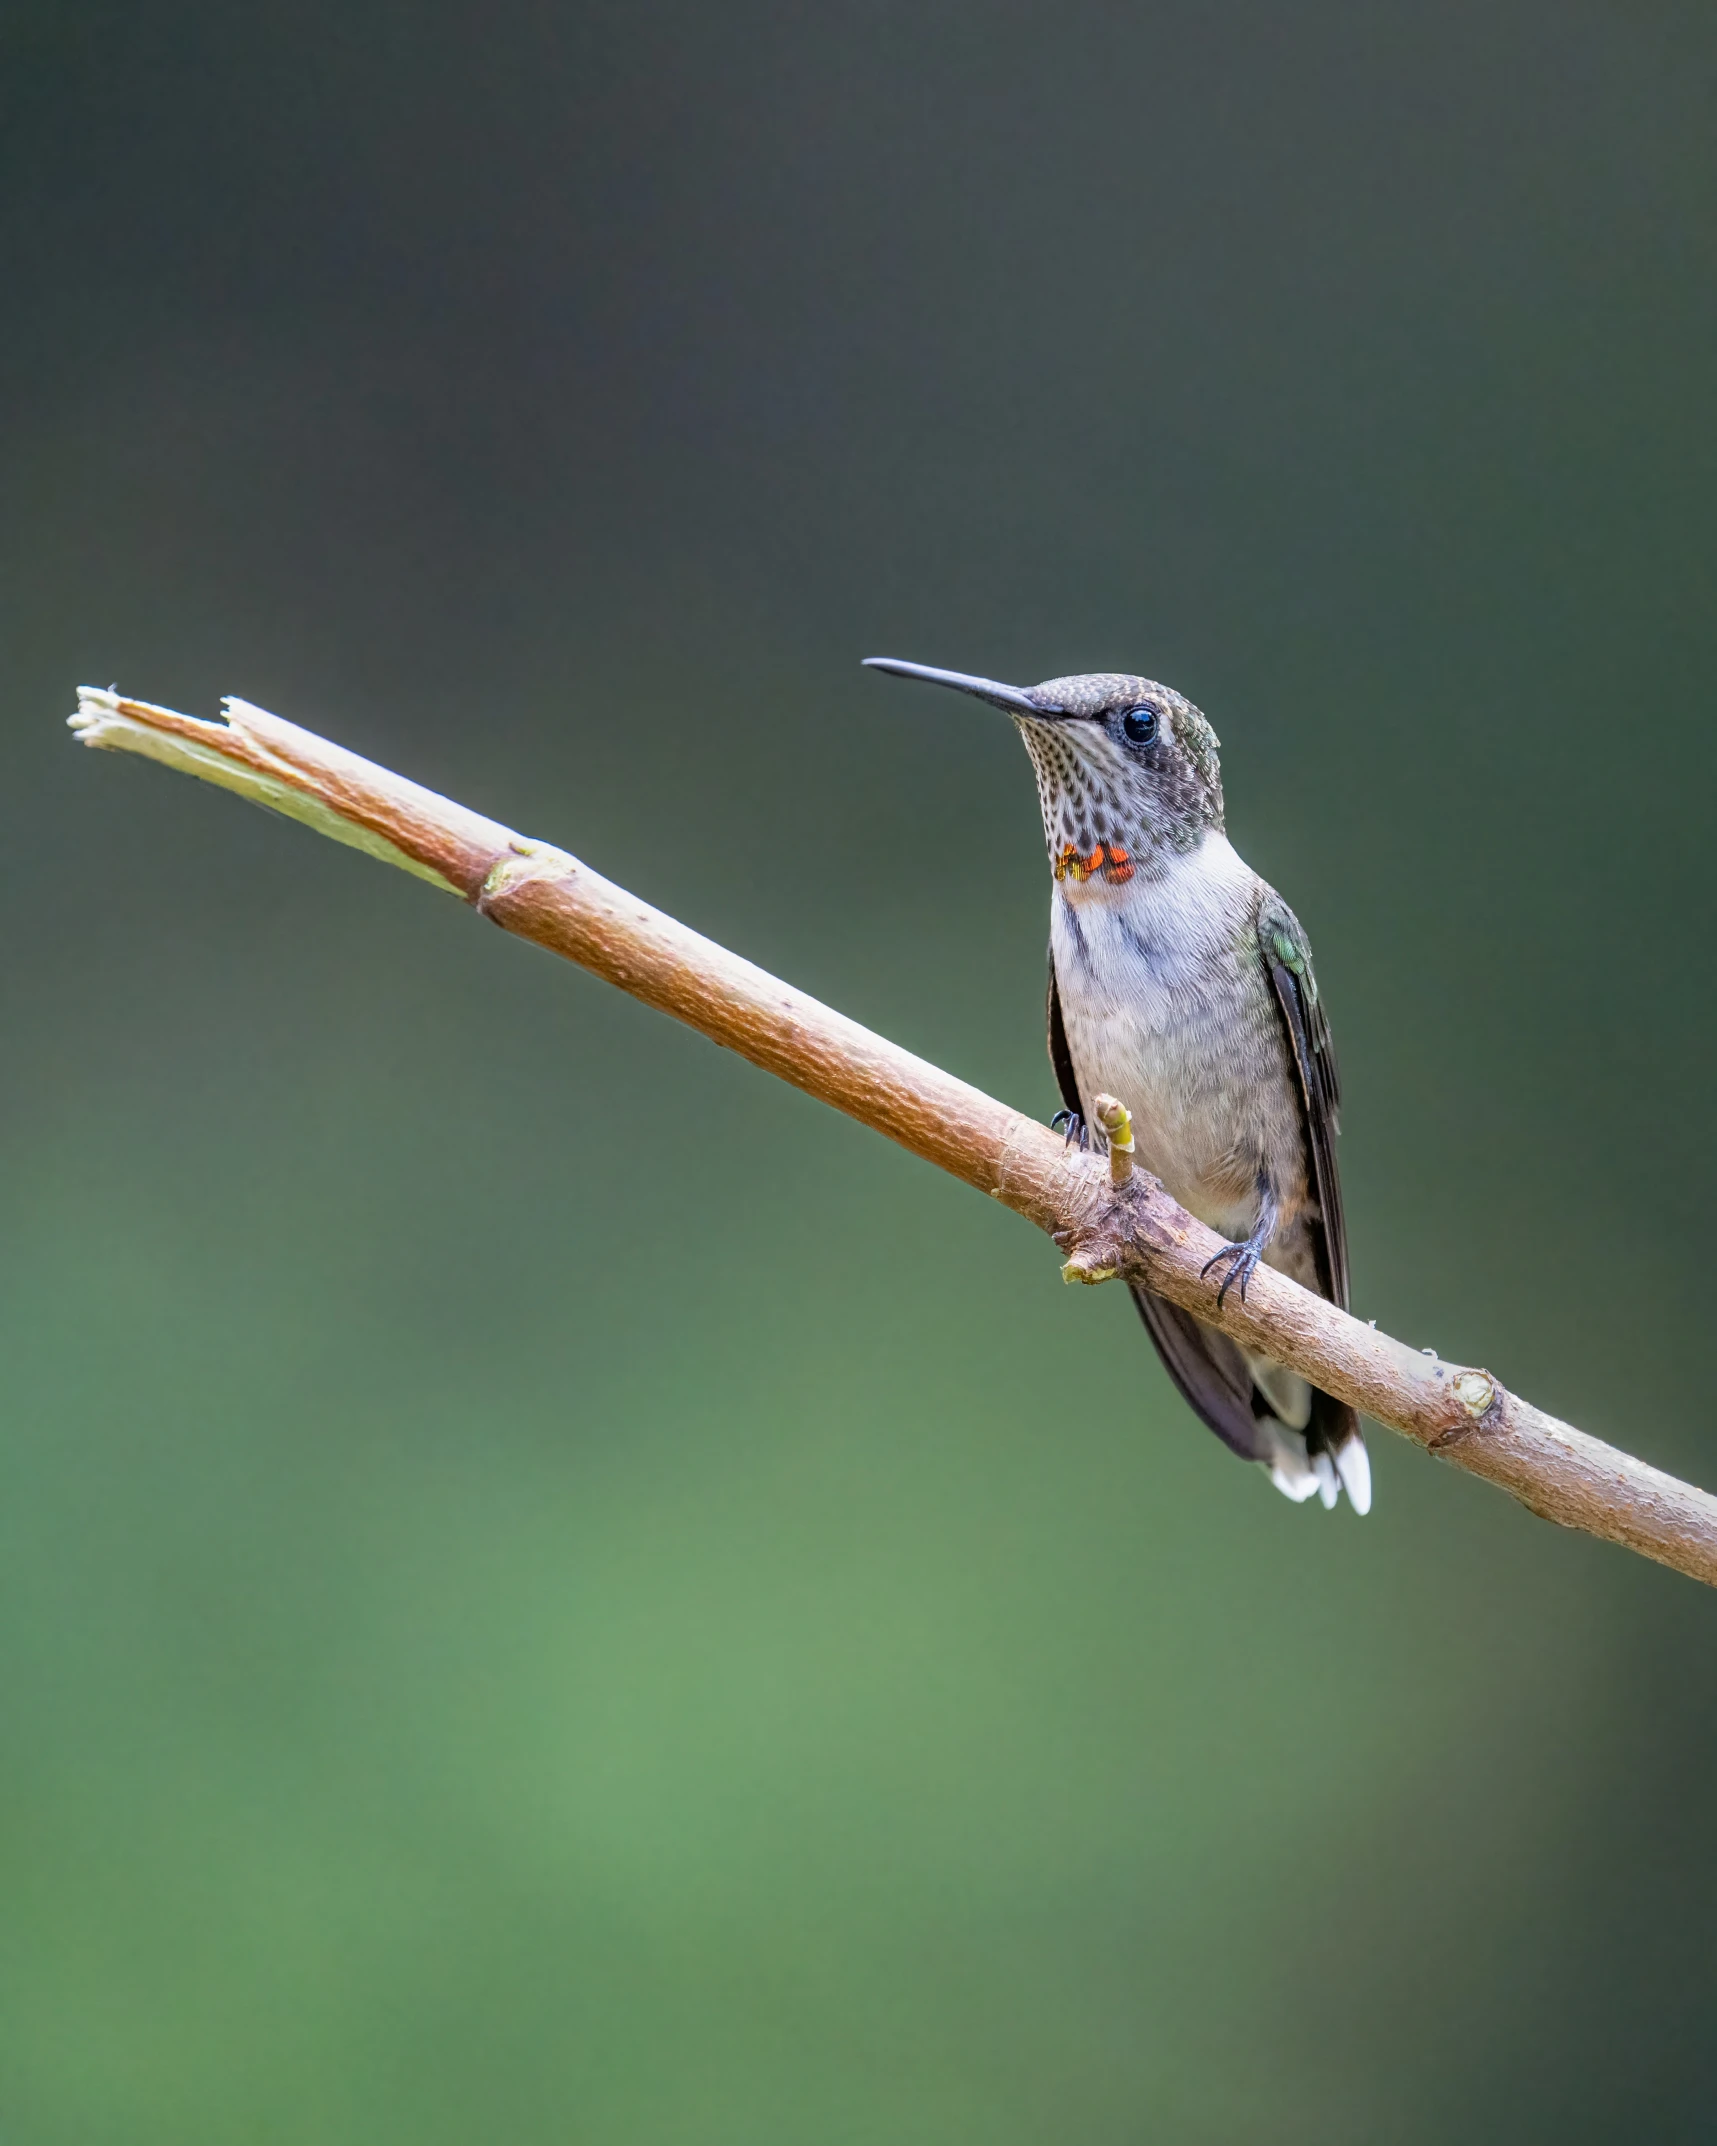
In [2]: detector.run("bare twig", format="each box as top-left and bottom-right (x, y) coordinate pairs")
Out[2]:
(1091, 1095), (1136, 1188)
(68, 687), (1717, 1589)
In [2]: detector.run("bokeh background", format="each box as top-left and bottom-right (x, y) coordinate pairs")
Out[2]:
(5, 2), (1717, 2138)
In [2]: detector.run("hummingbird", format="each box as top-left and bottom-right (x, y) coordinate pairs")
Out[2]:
(863, 657), (1370, 1513)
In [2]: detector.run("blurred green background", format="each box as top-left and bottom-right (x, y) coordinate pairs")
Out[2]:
(4, 2), (1717, 2138)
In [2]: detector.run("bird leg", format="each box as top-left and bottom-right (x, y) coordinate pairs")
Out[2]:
(1050, 1108), (1090, 1151)
(1200, 1179), (1281, 1309)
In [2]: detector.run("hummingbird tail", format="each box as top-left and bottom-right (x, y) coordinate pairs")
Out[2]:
(1257, 1421), (1338, 1506)
(1253, 1419), (1370, 1512)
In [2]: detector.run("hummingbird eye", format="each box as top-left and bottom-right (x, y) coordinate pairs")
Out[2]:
(1120, 704), (1160, 747)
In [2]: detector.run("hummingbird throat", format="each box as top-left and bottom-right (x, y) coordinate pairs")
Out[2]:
(1053, 840), (1133, 885)
(1041, 776), (1140, 885)
(1019, 719), (1159, 888)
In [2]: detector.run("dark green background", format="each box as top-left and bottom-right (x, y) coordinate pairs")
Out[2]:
(5, 3), (1717, 2138)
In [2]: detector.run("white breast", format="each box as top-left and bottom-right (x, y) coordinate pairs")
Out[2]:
(1051, 832), (1283, 1241)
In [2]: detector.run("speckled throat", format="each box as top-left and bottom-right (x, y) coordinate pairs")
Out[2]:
(1013, 674), (1225, 877)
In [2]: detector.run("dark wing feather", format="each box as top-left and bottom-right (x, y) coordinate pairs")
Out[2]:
(1047, 948), (1279, 1463)
(1046, 947), (1081, 1121)
(1130, 1288), (1279, 1464)
(1259, 898), (1358, 1456)
(1258, 899), (1348, 1308)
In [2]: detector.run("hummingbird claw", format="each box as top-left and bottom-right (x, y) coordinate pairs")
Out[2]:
(1201, 1240), (1262, 1309)
(1200, 1180), (1280, 1308)
(1050, 1109), (1089, 1151)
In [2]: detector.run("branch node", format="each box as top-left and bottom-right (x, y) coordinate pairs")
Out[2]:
(1428, 1369), (1507, 1449)
(477, 838), (579, 910)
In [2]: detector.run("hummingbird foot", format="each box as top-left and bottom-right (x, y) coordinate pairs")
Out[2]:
(1050, 1108), (1090, 1151)
(1200, 1184), (1281, 1309)
(1201, 1240), (1263, 1308)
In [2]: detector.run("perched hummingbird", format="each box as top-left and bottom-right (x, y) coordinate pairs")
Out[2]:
(864, 658), (1370, 1513)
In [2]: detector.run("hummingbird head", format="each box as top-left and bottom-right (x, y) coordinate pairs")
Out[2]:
(863, 659), (1224, 886)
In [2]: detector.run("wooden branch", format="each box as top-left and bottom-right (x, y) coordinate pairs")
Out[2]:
(67, 687), (1717, 1590)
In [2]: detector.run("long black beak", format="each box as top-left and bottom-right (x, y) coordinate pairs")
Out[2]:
(861, 656), (1061, 718)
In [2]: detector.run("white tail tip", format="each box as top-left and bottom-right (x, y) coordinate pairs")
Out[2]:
(1262, 1424), (1323, 1503)
(1261, 1423), (1373, 1513)
(1334, 1437), (1372, 1516)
